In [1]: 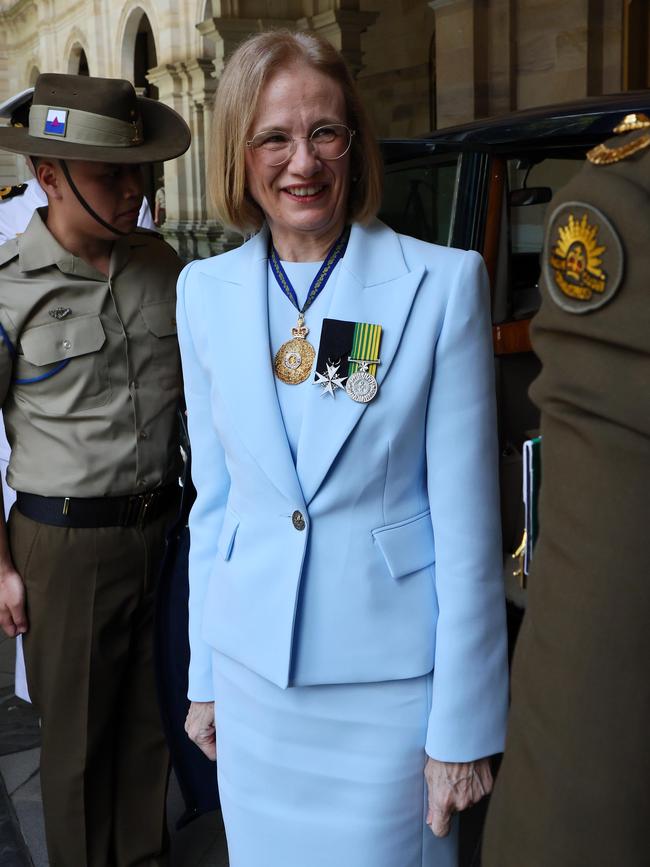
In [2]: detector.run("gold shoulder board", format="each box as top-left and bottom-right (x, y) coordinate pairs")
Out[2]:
(0, 183), (28, 202)
(587, 113), (650, 165)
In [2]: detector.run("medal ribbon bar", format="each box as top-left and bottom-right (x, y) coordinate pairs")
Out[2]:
(347, 322), (382, 377)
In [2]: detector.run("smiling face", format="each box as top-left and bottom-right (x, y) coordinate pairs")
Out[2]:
(244, 63), (351, 261)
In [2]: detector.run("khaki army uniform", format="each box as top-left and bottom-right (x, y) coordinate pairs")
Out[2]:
(0, 209), (183, 866)
(483, 121), (650, 866)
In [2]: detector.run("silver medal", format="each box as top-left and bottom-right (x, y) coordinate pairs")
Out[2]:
(345, 358), (380, 403)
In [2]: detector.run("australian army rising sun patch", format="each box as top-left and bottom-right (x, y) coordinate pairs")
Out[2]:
(543, 202), (624, 314)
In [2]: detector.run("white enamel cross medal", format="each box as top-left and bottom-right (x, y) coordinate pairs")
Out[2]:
(314, 360), (347, 398)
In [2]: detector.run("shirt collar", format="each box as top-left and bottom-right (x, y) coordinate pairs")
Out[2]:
(17, 208), (137, 281)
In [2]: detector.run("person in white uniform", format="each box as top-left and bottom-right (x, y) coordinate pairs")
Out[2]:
(0, 87), (155, 703)
(180, 30), (509, 867)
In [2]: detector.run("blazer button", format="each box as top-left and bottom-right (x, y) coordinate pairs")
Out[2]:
(292, 510), (306, 531)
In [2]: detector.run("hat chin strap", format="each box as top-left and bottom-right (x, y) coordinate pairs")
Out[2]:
(59, 160), (129, 237)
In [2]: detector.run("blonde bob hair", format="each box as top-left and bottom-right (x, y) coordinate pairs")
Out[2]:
(209, 29), (383, 235)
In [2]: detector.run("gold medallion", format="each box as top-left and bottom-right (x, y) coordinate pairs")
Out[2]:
(274, 316), (315, 384)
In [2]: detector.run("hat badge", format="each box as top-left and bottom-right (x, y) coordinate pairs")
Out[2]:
(44, 108), (68, 137)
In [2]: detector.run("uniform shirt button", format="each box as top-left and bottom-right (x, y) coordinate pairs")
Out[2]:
(62, 339), (72, 350)
(130, 380), (139, 389)
(139, 430), (148, 440)
(138, 478), (147, 487)
(292, 510), (306, 531)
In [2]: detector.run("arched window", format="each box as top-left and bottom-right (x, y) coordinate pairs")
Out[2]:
(623, 0), (650, 89)
(134, 13), (158, 99)
(68, 43), (90, 76)
(124, 11), (161, 215)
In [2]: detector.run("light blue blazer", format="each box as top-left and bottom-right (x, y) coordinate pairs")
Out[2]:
(176, 219), (508, 761)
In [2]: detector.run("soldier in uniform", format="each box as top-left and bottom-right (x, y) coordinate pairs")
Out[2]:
(0, 73), (190, 866)
(0, 86), (156, 704)
(482, 115), (650, 867)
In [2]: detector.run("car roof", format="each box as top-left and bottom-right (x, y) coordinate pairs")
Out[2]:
(381, 91), (650, 162)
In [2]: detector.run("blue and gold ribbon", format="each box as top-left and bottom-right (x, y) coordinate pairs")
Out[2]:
(269, 226), (350, 316)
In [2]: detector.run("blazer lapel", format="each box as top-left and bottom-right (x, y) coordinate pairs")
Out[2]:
(214, 228), (305, 507)
(296, 222), (425, 505)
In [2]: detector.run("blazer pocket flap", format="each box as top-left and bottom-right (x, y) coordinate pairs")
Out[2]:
(217, 508), (240, 560)
(20, 315), (106, 366)
(372, 509), (435, 579)
(141, 300), (177, 337)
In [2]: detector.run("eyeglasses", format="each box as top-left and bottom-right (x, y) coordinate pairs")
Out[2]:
(245, 124), (355, 167)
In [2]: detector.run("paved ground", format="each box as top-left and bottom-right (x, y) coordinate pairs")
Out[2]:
(0, 632), (229, 866)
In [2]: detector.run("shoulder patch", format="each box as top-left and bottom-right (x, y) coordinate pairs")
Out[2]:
(543, 202), (624, 315)
(0, 238), (19, 267)
(0, 183), (28, 202)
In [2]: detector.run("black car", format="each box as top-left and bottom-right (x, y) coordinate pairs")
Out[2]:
(379, 92), (650, 616)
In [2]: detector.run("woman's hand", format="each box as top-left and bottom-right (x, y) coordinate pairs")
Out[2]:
(424, 756), (493, 837)
(184, 701), (216, 761)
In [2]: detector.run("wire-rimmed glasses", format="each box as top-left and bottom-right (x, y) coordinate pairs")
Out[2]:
(245, 124), (355, 167)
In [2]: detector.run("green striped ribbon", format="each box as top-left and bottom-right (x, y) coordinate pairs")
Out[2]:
(347, 322), (382, 377)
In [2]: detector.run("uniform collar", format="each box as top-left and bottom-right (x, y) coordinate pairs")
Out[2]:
(18, 207), (134, 280)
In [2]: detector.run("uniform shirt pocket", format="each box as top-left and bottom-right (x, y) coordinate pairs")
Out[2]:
(140, 299), (180, 390)
(372, 508), (436, 580)
(14, 314), (111, 415)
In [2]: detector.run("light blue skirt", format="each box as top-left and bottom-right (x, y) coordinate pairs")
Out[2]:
(212, 652), (458, 867)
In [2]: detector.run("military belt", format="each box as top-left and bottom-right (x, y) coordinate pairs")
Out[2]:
(16, 485), (179, 529)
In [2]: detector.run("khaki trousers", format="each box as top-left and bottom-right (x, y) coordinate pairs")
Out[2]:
(9, 506), (173, 867)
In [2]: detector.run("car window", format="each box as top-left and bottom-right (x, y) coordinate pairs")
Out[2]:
(507, 157), (583, 319)
(379, 156), (460, 246)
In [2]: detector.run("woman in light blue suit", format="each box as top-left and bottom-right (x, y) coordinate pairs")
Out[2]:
(178, 30), (508, 867)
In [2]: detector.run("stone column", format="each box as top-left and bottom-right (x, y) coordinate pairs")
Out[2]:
(296, 7), (379, 77)
(177, 57), (225, 259)
(429, 0), (483, 128)
(197, 17), (295, 78)
(147, 62), (198, 260)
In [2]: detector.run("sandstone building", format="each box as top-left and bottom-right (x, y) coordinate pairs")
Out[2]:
(0, 0), (648, 257)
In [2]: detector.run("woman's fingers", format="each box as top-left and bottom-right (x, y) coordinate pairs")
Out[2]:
(424, 756), (493, 836)
(427, 801), (453, 838)
(185, 700), (217, 761)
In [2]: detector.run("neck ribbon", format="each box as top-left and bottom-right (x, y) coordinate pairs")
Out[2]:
(269, 226), (350, 315)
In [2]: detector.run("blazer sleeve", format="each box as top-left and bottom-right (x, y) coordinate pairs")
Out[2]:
(176, 262), (231, 701)
(424, 250), (509, 761)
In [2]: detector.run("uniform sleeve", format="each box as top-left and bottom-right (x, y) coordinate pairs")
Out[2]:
(0, 307), (17, 408)
(176, 262), (231, 701)
(424, 251), (509, 761)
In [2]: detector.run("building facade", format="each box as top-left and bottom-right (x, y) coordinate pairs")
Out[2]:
(0, 0), (647, 258)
